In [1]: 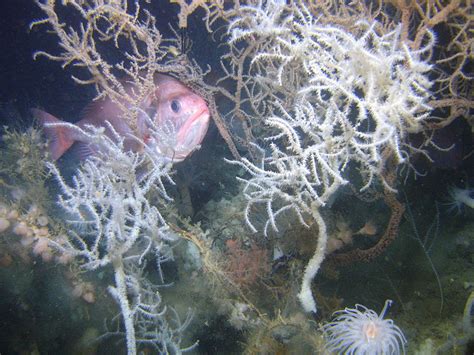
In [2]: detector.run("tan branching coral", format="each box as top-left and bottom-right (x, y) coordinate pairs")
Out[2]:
(384, 0), (473, 128)
(31, 0), (242, 159)
(31, 0), (209, 134)
(31, 0), (164, 131)
(170, 0), (225, 29)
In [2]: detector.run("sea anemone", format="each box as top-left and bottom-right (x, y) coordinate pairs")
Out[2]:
(446, 186), (474, 213)
(322, 299), (406, 355)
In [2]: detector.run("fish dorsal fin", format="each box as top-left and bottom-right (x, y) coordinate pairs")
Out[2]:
(79, 99), (104, 119)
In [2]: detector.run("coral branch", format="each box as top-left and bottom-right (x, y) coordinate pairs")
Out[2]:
(47, 124), (192, 354)
(225, 1), (433, 313)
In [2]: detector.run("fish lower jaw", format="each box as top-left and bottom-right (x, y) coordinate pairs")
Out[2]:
(149, 112), (209, 162)
(178, 113), (209, 147)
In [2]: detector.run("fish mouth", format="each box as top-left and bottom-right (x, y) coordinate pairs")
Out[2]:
(174, 108), (210, 159)
(151, 108), (210, 162)
(181, 107), (210, 135)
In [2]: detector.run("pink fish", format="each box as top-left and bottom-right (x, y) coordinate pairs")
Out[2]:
(32, 73), (210, 162)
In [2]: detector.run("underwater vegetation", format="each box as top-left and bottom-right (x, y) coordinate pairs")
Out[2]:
(0, 0), (473, 354)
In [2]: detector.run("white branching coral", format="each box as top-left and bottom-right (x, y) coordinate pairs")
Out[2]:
(227, 1), (434, 313)
(47, 123), (194, 354)
(228, 100), (347, 236)
(300, 22), (434, 185)
(228, 0), (291, 44)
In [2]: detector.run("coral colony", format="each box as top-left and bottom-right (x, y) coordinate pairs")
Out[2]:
(0, 0), (468, 354)
(45, 123), (193, 354)
(226, 2), (433, 313)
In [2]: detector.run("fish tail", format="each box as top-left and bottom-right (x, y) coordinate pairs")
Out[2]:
(31, 108), (75, 160)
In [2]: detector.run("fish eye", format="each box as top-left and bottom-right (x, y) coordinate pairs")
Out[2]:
(170, 99), (181, 113)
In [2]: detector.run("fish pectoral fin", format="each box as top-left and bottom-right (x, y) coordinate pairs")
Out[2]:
(31, 108), (75, 161)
